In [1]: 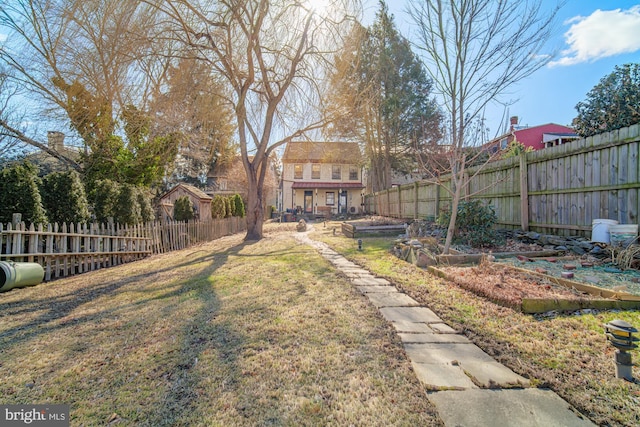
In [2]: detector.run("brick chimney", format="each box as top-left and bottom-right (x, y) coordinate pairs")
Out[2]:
(47, 131), (65, 151)
(509, 116), (518, 132)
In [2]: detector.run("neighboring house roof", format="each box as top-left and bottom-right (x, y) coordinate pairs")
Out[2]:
(160, 183), (212, 202)
(291, 182), (364, 189)
(27, 131), (82, 173)
(205, 154), (279, 198)
(282, 141), (361, 164)
(486, 123), (578, 152)
(207, 156), (248, 179)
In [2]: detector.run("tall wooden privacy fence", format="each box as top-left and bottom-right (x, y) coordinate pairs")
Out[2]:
(364, 124), (640, 238)
(0, 217), (246, 281)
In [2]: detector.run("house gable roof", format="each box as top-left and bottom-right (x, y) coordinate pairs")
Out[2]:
(487, 123), (577, 145)
(282, 141), (361, 164)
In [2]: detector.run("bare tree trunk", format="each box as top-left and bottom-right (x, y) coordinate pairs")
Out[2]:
(409, 0), (560, 252)
(245, 178), (263, 241)
(442, 172), (464, 254)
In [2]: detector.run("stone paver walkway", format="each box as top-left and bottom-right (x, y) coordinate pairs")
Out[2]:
(296, 230), (596, 427)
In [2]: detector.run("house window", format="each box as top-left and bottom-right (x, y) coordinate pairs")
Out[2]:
(294, 164), (303, 179)
(349, 166), (358, 180)
(326, 192), (335, 205)
(500, 138), (508, 149)
(332, 165), (341, 180)
(312, 164), (321, 179)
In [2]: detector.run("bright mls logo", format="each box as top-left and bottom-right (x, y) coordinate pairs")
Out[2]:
(1, 405), (69, 426)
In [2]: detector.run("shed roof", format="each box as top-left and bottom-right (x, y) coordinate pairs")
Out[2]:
(161, 183), (213, 201)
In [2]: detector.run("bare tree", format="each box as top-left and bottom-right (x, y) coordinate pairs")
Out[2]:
(408, 0), (561, 253)
(0, 0), (165, 162)
(148, 0), (358, 240)
(0, 69), (24, 160)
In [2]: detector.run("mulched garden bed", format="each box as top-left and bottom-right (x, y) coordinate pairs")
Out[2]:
(432, 260), (640, 313)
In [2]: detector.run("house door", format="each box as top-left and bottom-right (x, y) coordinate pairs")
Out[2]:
(304, 191), (313, 213)
(339, 191), (347, 214)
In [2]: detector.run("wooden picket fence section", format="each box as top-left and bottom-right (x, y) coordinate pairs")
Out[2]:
(0, 217), (246, 281)
(364, 124), (640, 238)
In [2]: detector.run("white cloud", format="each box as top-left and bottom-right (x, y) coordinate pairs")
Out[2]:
(0, 33), (7, 43)
(549, 6), (640, 67)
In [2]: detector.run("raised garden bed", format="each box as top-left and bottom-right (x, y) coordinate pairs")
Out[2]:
(391, 235), (640, 313)
(341, 218), (407, 238)
(431, 261), (640, 314)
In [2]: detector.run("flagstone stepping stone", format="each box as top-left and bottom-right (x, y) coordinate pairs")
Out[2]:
(365, 292), (420, 308)
(379, 306), (442, 323)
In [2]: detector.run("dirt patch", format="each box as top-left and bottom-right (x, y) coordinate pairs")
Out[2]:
(436, 260), (603, 309)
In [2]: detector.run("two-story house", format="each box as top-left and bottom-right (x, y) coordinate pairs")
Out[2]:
(281, 141), (364, 216)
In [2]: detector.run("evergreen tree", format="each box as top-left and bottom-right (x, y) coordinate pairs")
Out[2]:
(113, 184), (142, 225)
(41, 170), (90, 224)
(137, 188), (155, 223)
(329, 1), (441, 192)
(173, 196), (195, 222)
(232, 194), (245, 218)
(574, 63), (640, 137)
(211, 195), (227, 219)
(224, 196), (233, 218)
(91, 179), (121, 223)
(0, 161), (47, 224)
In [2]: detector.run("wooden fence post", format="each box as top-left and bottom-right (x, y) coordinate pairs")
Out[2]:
(520, 153), (529, 231)
(414, 182), (419, 219)
(435, 184), (441, 219)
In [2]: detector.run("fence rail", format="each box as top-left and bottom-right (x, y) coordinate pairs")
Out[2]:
(364, 124), (640, 238)
(1, 217), (247, 281)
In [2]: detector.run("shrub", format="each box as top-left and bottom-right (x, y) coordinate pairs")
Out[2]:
(224, 196), (233, 218)
(91, 180), (153, 225)
(174, 196), (195, 222)
(0, 161), (48, 225)
(438, 199), (501, 248)
(91, 179), (121, 223)
(113, 183), (141, 225)
(41, 170), (90, 224)
(501, 140), (533, 159)
(137, 188), (155, 223)
(211, 195), (227, 219)
(233, 194), (246, 218)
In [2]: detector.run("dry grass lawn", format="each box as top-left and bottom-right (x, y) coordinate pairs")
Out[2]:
(0, 224), (439, 426)
(311, 222), (640, 427)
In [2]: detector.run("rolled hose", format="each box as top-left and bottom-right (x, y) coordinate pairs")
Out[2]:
(0, 261), (45, 292)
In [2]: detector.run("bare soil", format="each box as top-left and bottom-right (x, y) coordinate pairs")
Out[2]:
(436, 261), (602, 308)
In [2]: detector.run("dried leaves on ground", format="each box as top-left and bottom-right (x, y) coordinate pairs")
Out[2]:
(437, 260), (601, 308)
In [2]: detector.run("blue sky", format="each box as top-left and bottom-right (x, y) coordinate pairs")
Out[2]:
(2, 1), (638, 141)
(364, 0), (640, 136)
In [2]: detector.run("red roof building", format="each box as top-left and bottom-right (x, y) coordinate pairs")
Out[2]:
(487, 116), (579, 152)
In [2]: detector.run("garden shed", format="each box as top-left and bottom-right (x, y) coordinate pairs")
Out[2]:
(158, 183), (213, 221)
